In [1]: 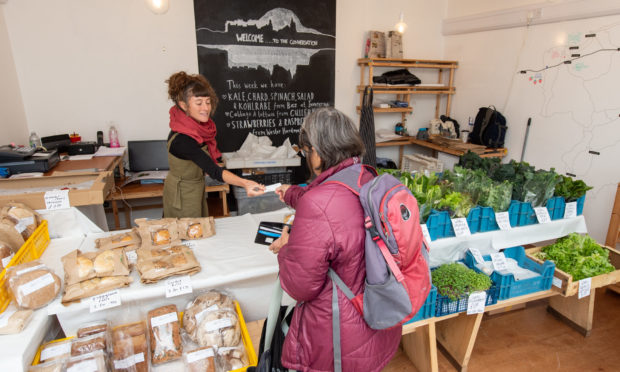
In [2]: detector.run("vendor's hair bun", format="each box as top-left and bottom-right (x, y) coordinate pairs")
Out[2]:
(166, 71), (218, 112)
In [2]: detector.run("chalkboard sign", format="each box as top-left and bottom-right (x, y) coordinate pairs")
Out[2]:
(194, 0), (336, 152)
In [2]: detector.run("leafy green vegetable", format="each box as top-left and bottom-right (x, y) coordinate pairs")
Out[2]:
(554, 175), (592, 202)
(441, 166), (512, 211)
(432, 263), (492, 300)
(535, 233), (615, 281)
(522, 168), (561, 207)
(436, 191), (474, 218)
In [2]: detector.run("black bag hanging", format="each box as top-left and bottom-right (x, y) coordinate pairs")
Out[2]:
(247, 279), (295, 372)
(468, 106), (507, 148)
(359, 86), (376, 167)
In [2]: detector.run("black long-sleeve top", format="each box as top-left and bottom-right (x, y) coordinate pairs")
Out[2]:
(167, 131), (224, 182)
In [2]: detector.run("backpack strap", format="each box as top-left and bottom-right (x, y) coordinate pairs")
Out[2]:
(328, 268), (353, 372)
(478, 106), (495, 145)
(323, 163), (377, 193)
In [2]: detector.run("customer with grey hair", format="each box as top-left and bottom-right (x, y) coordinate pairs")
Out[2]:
(269, 107), (402, 371)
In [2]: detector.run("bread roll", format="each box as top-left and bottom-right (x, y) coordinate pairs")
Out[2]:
(196, 310), (240, 348)
(183, 291), (235, 342)
(93, 250), (116, 275)
(153, 229), (171, 245)
(188, 223), (203, 239)
(9, 269), (61, 309)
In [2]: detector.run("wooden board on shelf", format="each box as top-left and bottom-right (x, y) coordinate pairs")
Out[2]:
(427, 135), (488, 154)
(525, 246), (620, 297)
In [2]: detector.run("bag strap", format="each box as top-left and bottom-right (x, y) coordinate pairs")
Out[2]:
(478, 107), (495, 144)
(328, 268), (352, 372)
(264, 277), (295, 353)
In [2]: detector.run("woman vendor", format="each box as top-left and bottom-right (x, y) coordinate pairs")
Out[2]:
(163, 71), (265, 218)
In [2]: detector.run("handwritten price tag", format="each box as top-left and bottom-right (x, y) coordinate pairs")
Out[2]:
(421, 224), (431, 243)
(467, 291), (487, 314)
(182, 240), (197, 248)
(490, 252), (508, 272)
(451, 218), (471, 237)
(44, 189), (70, 210)
(165, 275), (192, 298)
(495, 212), (512, 230)
(90, 289), (121, 313)
(534, 207), (551, 224)
(564, 202), (577, 219)
(469, 248), (485, 265)
(578, 277), (592, 299)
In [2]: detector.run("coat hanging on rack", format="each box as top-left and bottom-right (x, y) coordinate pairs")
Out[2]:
(359, 86), (376, 167)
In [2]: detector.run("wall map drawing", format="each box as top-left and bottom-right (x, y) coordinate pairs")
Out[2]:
(193, 0), (336, 152)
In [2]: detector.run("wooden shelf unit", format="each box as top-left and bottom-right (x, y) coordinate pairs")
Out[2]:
(357, 58), (458, 123)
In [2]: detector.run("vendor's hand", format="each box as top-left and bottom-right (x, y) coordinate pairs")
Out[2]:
(245, 181), (265, 196)
(269, 226), (289, 254)
(275, 184), (291, 202)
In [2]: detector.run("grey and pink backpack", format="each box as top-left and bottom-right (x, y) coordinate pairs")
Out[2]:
(325, 163), (431, 371)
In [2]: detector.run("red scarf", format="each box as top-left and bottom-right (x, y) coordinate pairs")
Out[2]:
(169, 105), (222, 160)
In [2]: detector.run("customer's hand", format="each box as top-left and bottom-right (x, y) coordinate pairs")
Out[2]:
(275, 184), (291, 202)
(269, 225), (289, 254)
(245, 181), (265, 196)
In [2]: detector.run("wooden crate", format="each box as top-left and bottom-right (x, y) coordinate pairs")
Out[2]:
(525, 246), (620, 297)
(0, 172), (113, 209)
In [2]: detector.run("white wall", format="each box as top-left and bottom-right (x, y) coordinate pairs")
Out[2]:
(0, 6), (28, 145)
(443, 2), (620, 243)
(1, 0), (447, 151)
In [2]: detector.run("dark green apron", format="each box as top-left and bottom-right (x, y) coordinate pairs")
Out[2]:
(163, 133), (209, 218)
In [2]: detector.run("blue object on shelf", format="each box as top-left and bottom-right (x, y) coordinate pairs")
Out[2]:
(507, 200), (537, 227)
(426, 210), (454, 240)
(546, 196), (565, 220)
(464, 246), (555, 301)
(466, 206), (499, 234)
(0, 167), (9, 178)
(435, 285), (499, 317)
(576, 195), (585, 215)
(405, 285), (437, 323)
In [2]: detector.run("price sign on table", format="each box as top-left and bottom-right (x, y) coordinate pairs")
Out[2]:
(44, 189), (70, 210)
(490, 252), (508, 272)
(451, 218), (471, 237)
(578, 277), (592, 299)
(467, 291), (487, 314)
(534, 207), (551, 224)
(469, 248), (485, 265)
(165, 275), (193, 298)
(564, 202), (577, 219)
(495, 212), (512, 230)
(90, 289), (121, 313)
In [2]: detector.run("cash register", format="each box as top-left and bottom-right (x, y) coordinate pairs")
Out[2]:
(0, 145), (60, 174)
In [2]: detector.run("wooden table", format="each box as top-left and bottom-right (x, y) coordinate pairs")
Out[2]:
(46, 155), (124, 178)
(376, 136), (506, 168)
(106, 180), (230, 230)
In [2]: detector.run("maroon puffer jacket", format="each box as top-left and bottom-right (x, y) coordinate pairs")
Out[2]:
(278, 158), (401, 372)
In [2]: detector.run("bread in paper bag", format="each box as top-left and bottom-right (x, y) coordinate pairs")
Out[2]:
(177, 217), (215, 240)
(0, 202), (40, 240)
(6, 261), (61, 309)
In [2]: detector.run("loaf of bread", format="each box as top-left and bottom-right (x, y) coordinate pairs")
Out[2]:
(184, 346), (216, 372)
(65, 349), (107, 372)
(70, 331), (107, 356)
(7, 262), (61, 309)
(0, 241), (14, 271)
(0, 308), (33, 334)
(217, 346), (248, 371)
(177, 217), (216, 240)
(27, 358), (66, 372)
(148, 304), (182, 364)
(0, 202), (40, 240)
(62, 276), (132, 304)
(183, 291), (235, 342)
(76, 320), (108, 338)
(112, 321), (148, 372)
(196, 309), (241, 348)
(136, 245), (201, 283)
(95, 229), (141, 250)
(0, 219), (25, 253)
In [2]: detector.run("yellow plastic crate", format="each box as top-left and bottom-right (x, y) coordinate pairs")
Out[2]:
(32, 299), (258, 371)
(0, 220), (50, 313)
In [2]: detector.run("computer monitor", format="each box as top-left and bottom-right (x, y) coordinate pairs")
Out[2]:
(128, 140), (169, 172)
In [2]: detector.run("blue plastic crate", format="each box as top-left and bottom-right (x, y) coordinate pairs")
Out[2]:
(546, 196), (565, 220)
(464, 246), (555, 300)
(507, 200), (537, 227)
(466, 206), (499, 234)
(425, 210), (454, 240)
(577, 195), (585, 215)
(435, 285), (498, 317)
(405, 285), (437, 323)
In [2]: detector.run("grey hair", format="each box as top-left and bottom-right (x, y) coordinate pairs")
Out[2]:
(299, 107), (365, 172)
